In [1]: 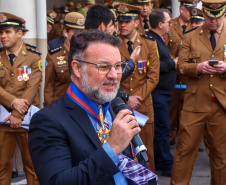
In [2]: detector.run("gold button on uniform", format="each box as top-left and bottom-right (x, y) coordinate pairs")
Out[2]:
(212, 55), (214, 58)
(11, 73), (14, 76)
(11, 84), (14, 87)
(210, 84), (212, 87)
(130, 88), (133, 91)
(130, 78), (133, 80)
(61, 70), (64, 73)
(210, 75), (213, 77)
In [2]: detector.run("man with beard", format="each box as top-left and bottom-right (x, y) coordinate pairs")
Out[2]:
(28, 30), (158, 185)
(115, 3), (160, 172)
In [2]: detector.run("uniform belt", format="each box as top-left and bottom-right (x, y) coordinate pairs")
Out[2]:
(212, 97), (218, 102)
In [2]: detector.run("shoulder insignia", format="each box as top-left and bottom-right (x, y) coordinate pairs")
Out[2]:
(48, 47), (62, 55)
(27, 48), (42, 55)
(25, 43), (37, 49)
(184, 27), (198, 34)
(140, 34), (155, 41)
(0, 47), (3, 52)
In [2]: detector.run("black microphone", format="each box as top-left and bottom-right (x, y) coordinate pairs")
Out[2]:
(111, 97), (148, 162)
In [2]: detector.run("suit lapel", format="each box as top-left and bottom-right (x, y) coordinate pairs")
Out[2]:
(0, 49), (11, 70)
(63, 94), (102, 149)
(199, 26), (213, 52)
(214, 24), (226, 54)
(13, 44), (27, 70)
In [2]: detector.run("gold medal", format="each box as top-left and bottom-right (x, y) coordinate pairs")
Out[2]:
(97, 106), (110, 144)
(98, 128), (110, 144)
(23, 74), (29, 81)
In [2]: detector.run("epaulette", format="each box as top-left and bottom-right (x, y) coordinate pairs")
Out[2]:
(0, 47), (3, 52)
(48, 37), (64, 50)
(140, 34), (155, 41)
(26, 48), (42, 55)
(25, 43), (37, 49)
(184, 27), (198, 34)
(48, 46), (62, 55)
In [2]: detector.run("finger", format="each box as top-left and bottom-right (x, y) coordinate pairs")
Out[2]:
(115, 109), (132, 120)
(3, 117), (9, 122)
(123, 114), (136, 124)
(25, 100), (29, 105)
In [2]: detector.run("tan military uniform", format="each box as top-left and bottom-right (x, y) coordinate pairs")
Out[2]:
(0, 43), (41, 185)
(171, 24), (226, 185)
(164, 17), (192, 144)
(119, 33), (160, 171)
(44, 44), (71, 107)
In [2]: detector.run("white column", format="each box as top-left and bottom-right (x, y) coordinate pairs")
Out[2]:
(36, 0), (48, 108)
(172, 0), (180, 18)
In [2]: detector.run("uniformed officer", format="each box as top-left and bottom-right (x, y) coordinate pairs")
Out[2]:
(0, 12), (41, 185)
(165, 0), (195, 145)
(44, 12), (85, 107)
(48, 6), (69, 41)
(47, 10), (57, 35)
(189, 7), (204, 29)
(115, 2), (160, 171)
(171, 1), (226, 184)
(136, 0), (154, 34)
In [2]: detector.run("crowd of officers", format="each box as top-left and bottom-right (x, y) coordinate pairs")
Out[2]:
(0, 0), (226, 184)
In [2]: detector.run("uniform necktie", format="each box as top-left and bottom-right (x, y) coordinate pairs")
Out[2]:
(143, 19), (149, 31)
(210, 30), (217, 50)
(127, 41), (133, 55)
(8, 53), (15, 66)
(118, 154), (159, 184)
(182, 25), (187, 34)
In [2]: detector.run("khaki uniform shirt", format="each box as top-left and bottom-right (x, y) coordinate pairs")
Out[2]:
(165, 17), (191, 59)
(44, 44), (71, 107)
(178, 24), (226, 112)
(119, 33), (160, 123)
(0, 43), (42, 120)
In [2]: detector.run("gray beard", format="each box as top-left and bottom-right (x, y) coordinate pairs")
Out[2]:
(80, 67), (119, 104)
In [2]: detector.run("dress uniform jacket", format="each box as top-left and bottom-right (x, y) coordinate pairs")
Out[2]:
(165, 17), (191, 59)
(119, 33), (160, 171)
(178, 25), (226, 112)
(0, 43), (42, 122)
(44, 44), (71, 106)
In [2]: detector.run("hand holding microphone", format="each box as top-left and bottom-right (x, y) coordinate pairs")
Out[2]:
(108, 97), (148, 161)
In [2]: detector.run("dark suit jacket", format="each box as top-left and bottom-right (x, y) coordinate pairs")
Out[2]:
(28, 94), (156, 185)
(147, 30), (176, 95)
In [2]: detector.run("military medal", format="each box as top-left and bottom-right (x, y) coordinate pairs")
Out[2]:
(97, 106), (110, 144)
(22, 65), (29, 81)
(138, 61), (143, 74)
(17, 68), (23, 81)
(143, 60), (147, 73)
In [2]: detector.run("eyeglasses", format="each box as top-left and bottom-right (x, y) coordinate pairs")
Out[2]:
(77, 60), (128, 75)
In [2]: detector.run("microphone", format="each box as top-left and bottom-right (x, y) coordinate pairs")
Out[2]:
(111, 97), (148, 161)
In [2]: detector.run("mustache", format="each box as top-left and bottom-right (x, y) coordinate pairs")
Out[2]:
(101, 80), (119, 85)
